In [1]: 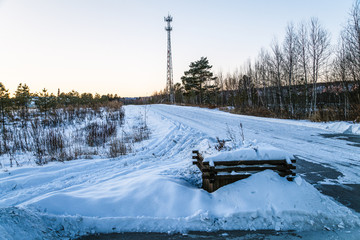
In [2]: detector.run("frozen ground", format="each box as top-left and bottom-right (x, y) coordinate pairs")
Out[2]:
(0, 104), (360, 239)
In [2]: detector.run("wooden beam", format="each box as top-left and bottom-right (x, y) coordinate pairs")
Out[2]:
(201, 159), (295, 166)
(201, 165), (295, 173)
(203, 174), (251, 180)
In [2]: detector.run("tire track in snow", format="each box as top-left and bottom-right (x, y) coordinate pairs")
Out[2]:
(1, 105), (359, 210)
(149, 105), (360, 184)
(0, 105), (206, 208)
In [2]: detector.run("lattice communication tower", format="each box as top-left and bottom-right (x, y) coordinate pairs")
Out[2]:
(164, 14), (174, 103)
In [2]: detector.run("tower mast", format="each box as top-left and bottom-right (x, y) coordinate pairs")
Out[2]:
(164, 14), (174, 103)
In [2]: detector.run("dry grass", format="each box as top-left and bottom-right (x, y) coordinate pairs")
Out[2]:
(0, 104), (139, 166)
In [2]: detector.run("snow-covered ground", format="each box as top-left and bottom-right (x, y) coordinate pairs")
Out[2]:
(0, 104), (360, 239)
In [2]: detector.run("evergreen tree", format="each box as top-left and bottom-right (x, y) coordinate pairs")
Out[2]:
(35, 88), (56, 119)
(68, 90), (80, 106)
(173, 83), (184, 103)
(80, 92), (94, 105)
(0, 83), (11, 153)
(0, 82), (10, 125)
(181, 57), (218, 104)
(15, 83), (32, 123)
(58, 90), (81, 107)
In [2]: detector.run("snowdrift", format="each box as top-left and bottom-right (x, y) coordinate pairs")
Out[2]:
(321, 121), (360, 135)
(4, 170), (357, 239)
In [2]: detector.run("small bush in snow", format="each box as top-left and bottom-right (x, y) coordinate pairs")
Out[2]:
(215, 137), (226, 151)
(132, 125), (150, 142)
(215, 122), (245, 151)
(85, 122), (117, 147)
(108, 139), (132, 158)
(44, 129), (66, 161)
(29, 119), (46, 164)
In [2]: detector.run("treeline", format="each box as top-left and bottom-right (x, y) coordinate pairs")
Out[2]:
(0, 82), (123, 121)
(152, 1), (360, 122)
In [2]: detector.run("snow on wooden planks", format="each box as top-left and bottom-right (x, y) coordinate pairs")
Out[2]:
(192, 150), (296, 193)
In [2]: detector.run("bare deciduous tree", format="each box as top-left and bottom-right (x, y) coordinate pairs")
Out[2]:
(270, 39), (284, 111)
(308, 18), (331, 113)
(297, 22), (310, 114)
(342, 0), (360, 104)
(283, 22), (299, 116)
(333, 38), (351, 118)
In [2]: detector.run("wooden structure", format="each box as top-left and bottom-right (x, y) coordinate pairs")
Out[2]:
(192, 150), (296, 193)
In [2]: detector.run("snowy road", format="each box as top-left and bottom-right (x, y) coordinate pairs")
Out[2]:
(149, 104), (360, 211)
(0, 104), (360, 239)
(149, 104), (360, 184)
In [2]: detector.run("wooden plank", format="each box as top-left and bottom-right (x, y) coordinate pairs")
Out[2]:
(201, 160), (289, 166)
(202, 178), (212, 192)
(203, 174), (252, 180)
(200, 159), (296, 166)
(195, 162), (208, 172)
(201, 165), (294, 173)
(278, 171), (296, 177)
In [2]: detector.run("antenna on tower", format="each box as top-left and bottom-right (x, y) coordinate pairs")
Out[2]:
(164, 14), (174, 103)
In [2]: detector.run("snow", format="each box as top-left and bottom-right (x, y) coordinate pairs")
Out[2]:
(223, 108), (360, 136)
(0, 104), (360, 239)
(205, 144), (294, 163)
(321, 121), (360, 135)
(281, 119), (360, 135)
(150, 105), (360, 184)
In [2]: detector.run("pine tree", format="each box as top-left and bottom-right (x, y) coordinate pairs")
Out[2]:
(0, 82), (10, 124)
(80, 92), (94, 105)
(173, 83), (184, 103)
(0, 82), (10, 153)
(181, 57), (218, 104)
(15, 83), (32, 123)
(35, 88), (56, 120)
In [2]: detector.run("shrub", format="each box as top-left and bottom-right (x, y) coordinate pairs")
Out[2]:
(44, 129), (65, 158)
(132, 125), (150, 142)
(108, 139), (132, 158)
(85, 121), (117, 147)
(215, 137), (226, 151)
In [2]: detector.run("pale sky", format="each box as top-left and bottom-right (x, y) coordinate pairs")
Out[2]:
(0, 0), (355, 97)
